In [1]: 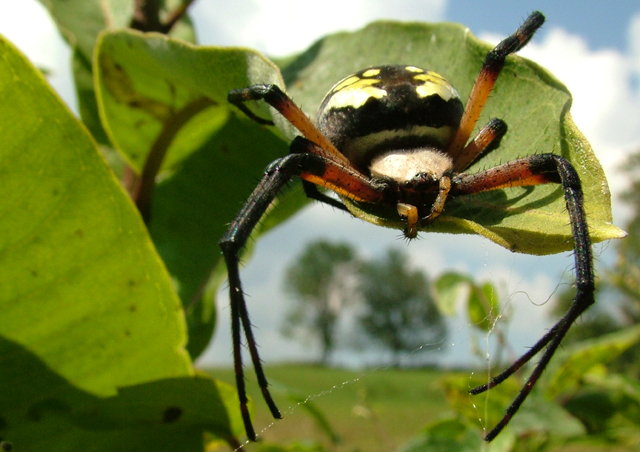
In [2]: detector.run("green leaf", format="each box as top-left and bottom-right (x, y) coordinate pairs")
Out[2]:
(398, 419), (484, 452)
(0, 36), (234, 450)
(574, 373), (640, 439)
(433, 273), (499, 331)
(95, 30), (284, 171)
(584, 372), (640, 406)
(506, 396), (586, 439)
(40, 0), (195, 144)
(280, 21), (624, 254)
(256, 441), (327, 452)
(94, 30), (297, 358)
(433, 272), (472, 316)
(467, 282), (500, 332)
(545, 324), (640, 398)
(441, 374), (584, 442)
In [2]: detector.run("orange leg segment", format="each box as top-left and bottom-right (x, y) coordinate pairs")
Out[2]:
(228, 84), (351, 165)
(447, 12), (545, 157)
(291, 137), (388, 204)
(452, 118), (507, 172)
(452, 155), (559, 195)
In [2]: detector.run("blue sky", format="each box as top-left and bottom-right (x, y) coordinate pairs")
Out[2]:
(449, 1), (638, 50)
(2, 1), (639, 369)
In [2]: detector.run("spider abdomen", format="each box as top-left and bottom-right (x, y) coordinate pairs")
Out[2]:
(316, 65), (463, 172)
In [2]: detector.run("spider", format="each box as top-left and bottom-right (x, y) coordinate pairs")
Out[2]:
(220, 11), (594, 442)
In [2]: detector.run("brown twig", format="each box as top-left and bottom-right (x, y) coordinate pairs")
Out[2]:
(130, 0), (162, 31)
(125, 0), (201, 218)
(130, 0), (196, 33)
(163, 0), (198, 32)
(131, 97), (216, 222)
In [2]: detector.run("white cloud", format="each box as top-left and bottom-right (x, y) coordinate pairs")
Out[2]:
(0, 0), (74, 107)
(191, 0), (446, 56)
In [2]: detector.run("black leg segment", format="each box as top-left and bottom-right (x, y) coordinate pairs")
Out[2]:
(458, 154), (594, 441)
(219, 153), (330, 439)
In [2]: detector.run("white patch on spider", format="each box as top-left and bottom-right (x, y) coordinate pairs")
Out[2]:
(369, 148), (453, 182)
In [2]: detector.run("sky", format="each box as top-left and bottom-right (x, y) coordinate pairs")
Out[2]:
(2, 1), (640, 370)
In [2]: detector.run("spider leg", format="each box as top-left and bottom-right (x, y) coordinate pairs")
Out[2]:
(219, 143), (390, 440)
(452, 154), (594, 441)
(302, 181), (351, 212)
(290, 137), (390, 204)
(452, 118), (507, 172)
(447, 11), (545, 157)
(420, 174), (452, 225)
(228, 85), (350, 165)
(422, 118), (506, 225)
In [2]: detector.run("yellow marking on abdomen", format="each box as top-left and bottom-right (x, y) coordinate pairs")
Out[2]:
(362, 68), (382, 77)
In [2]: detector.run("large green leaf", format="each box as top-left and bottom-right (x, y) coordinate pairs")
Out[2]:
(94, 30), (298, 357)
(279, 21), (624, 254)
(0, 36), (236, 450)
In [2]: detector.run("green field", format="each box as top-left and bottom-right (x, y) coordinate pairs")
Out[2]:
(207, 364), (639, 452)
(208, 364), (458, 451)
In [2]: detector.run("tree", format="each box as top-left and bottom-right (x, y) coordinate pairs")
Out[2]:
(282, 240), (359, 364)
(357, 248), (446, 367)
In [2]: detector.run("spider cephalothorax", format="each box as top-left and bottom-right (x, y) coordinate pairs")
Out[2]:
(221, 11), (595, 443)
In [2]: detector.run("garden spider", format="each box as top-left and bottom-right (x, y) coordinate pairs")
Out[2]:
(220, 11), (594, 442)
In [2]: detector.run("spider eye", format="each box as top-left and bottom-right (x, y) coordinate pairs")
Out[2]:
(316, 65), (464, 168)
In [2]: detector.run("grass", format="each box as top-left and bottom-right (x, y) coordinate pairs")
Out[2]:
(206, 364), (640, 452)
(207, 363), (455, 451)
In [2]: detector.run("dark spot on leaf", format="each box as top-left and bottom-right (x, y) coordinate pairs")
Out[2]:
(74, 229), (84, 238)
(0, 441), (12, 451)
(128, 279), (137, 287)
(27, 399), (70, 421)
(162, 406), (182, 423)
(30, 269), (38, 277)
(129, 304), (137, 312)
(124, 329), (131, 337)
